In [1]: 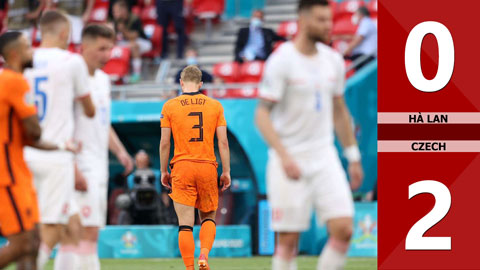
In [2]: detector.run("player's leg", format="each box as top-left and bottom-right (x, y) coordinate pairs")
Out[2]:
(0, 230), (39, 269)
(36, 224), (62, 270)
(198, 210), (216, 267)
(0, 184), (41, 269)
(174, 202), (196, 270)
(170, 161), (198, 270)
(273, 232), (300, 270)
(30, 161), (69, 270)
(315, 148), (355, 270)
(267, 153), (311, 270)
(15, 225), (40, 270)
(317, 217), (353, 270)
(195, 163), (220, 270)
(77, 226), (100, 270)
(53, 214), (82, 270)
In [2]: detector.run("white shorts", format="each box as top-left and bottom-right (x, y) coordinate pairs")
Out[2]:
(267, 146), (354, 232)
(118, 38), (152, 54)
(75, 166), (108, 227)
(28, 160), (78, 224)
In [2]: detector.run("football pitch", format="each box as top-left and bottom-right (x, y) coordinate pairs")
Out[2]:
(8, 256), (377, 270)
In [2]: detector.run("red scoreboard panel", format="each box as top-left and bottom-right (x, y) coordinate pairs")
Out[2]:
(379, 0), (480, 269)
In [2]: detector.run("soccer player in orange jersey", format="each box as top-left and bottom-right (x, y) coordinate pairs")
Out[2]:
(160, 65), (231, 270)
(0, 31), (79, 270)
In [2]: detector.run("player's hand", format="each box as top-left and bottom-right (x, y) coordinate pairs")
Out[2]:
(348, 161), (364, 191)
(219, 172), (231, 192)
(161, 172), (172, 190)
(117, 151), (134, 176)
(65, 140), (82, 153)
(281, 154), (302, 180)
(75, 169), (88, 192)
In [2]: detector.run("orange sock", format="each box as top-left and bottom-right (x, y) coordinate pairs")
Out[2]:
(199, 219), (216, 259)
(179, 226), (195, 270)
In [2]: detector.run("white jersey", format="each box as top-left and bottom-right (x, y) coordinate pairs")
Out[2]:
(259, 41), (346, 156)
(24, 48), (90, 162)
(74, 69), (111, 176)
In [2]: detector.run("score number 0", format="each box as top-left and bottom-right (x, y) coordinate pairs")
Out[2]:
(404, 21), (454, 250)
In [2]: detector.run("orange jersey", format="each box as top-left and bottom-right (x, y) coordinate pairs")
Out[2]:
(161, 92), (226, 165)
(0, 69), (37, 187)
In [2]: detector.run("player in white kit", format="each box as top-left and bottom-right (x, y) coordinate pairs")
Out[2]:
(72, 24), (134, 270)
(255, 1), (364, 270)
(23, 10), (96, 270)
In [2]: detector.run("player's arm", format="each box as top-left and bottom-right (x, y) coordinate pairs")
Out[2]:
(216, 126), (231, 191)
(109, 126), (133, 175)
(78, 94), (96, 118)
(343, 35), (364, 56)
(73, 55), (95, 118)
(159, 127), (171, 189)
(333, 96), (363, 190)
(82, 0), (95, 23)
(255, 99), (301, 180)
(255, 100), (289, 161)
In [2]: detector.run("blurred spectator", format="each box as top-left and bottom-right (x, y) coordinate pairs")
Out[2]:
(127, 150), (161, 192)
(47, 0), (95, 44)
(112, 0), (151, 83)
(120, 150), (162, 224)
(175, 48), (213, 84)
(156, 0), (190, 59)
(108, 0), (136, 20)
(234, 10), (285, 63)
(343, 6), (377, 70)
(5, 0), (45, 36)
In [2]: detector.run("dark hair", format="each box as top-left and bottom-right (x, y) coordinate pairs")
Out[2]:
(357, 6), (370, 17)
(81, 24), (115, 41)
(39, 10), (69, 32)
(298, 0), (330, 12)
(0, 31), (22, 58)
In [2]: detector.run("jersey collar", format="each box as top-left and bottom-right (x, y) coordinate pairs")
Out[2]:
(182, 92), (202, 96)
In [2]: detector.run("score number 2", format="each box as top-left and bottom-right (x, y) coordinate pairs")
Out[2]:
(404, 21), (454, 250)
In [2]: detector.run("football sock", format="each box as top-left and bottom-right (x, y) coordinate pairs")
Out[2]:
(54, 244), (77, 270)
(199, 219), (216, 259)
(317, 238), (349, 270)
(273, 256), (290, 270)
(76, 240), (100, 270)
(178, 226), (195, 270)
(36, 242), (51, 270)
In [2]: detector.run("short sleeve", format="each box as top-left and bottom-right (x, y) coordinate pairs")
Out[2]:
(160, 102), (171, 128)
(217, 103), (227, 127)
(356, 19), (370, 38)
(333, 53), (346, 96)
(8, 77), (37, 119)
(70, 54), (91, 99)
(258, 52), (288, 102)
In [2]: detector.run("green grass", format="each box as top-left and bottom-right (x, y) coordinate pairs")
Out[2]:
(7, 256), (377, 270)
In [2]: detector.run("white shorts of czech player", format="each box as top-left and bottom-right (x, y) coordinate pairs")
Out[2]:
(75, 168), (108, 227)
(267, 146), (354, 232)
(28, 160), (79, 225)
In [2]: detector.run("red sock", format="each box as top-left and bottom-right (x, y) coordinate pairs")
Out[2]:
(199, 219), (216, 259)
(178, 226), (195, 270)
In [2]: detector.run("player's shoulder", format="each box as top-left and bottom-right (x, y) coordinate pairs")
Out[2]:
(0, 69), (27, 84)
(94, 69), (110, 82)
(202, 94), (223, 108)
(268, 41), (294, 61)
(316, 42), (343, 64)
